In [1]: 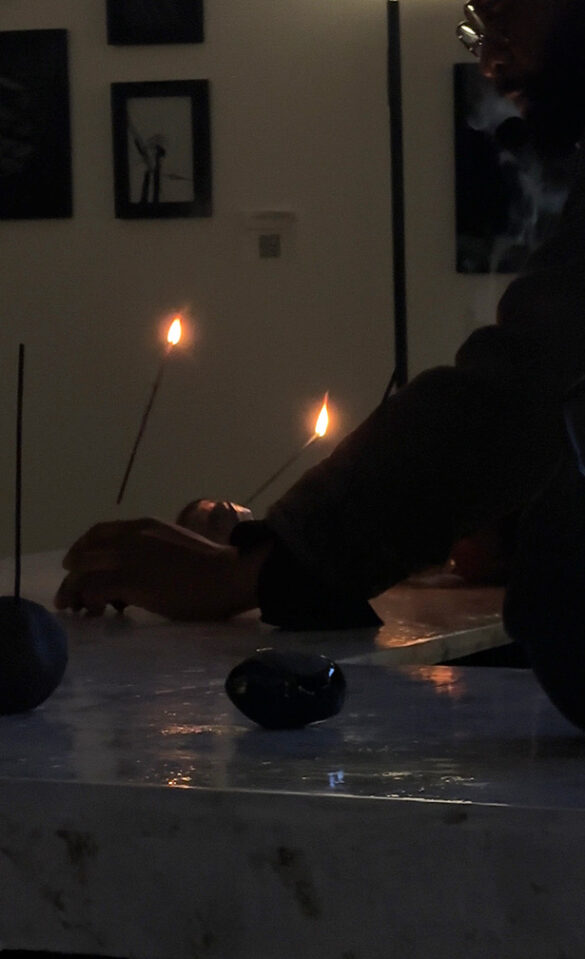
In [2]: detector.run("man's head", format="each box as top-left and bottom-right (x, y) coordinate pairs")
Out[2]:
(458, 0), (585, 155)
(175, 498), (253, 543)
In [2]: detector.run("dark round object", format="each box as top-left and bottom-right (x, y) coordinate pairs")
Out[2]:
(0, 596), (68, 715)
(503, 452), (585, 731)
(225, 647), (346, 729)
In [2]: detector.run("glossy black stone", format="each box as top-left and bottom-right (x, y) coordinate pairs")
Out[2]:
(225, 647), (346, 729)
(0, 596), (68, 715)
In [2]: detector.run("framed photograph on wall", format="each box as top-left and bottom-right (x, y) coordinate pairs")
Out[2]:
(454, 62), (571, 273)
(0, 29), (72, 219)
(111, 79), (212, 219)
(106, 0), (204, 45)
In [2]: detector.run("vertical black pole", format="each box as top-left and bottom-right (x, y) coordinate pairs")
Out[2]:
(387, 0), (408, 387)
(14, 344), (24, 600)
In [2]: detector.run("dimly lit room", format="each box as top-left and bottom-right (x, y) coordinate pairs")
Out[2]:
(2, 1), (585, 957)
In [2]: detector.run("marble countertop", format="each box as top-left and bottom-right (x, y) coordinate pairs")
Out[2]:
(2, 636), (582, 809)
(0, 551), (579, 812)
(1, 554), (584, 959)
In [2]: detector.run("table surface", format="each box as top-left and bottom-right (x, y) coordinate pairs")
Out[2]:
(1, 553), (584, 959)
(0, 550), (579, 811)
(1, 549), (508, 665)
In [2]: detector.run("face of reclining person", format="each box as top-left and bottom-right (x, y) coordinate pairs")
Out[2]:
(176, 499), (252, 544)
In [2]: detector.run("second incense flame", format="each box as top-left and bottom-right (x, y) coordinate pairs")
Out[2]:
(167, 316), (182, 347)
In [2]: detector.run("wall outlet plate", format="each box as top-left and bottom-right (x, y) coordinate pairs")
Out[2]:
(238, 210), (297, 261)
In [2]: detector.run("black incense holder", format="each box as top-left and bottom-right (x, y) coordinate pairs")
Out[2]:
(225, 648), (346, 729)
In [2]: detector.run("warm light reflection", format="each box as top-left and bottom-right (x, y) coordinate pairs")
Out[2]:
(415, 665), (467, 701)
(167, 316), (182, 346)
(315, 392), (329, 437)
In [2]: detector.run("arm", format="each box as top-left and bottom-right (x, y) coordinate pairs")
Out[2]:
(260, 156), (585, 614)
(55, 518), (271, 620)
(56, 159), (585, 623)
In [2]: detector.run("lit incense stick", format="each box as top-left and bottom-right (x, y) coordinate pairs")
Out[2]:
(116, 317), (182, 505)
(244, 393), (329, 507)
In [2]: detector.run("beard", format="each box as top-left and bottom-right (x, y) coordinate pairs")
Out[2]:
(518, 1), (585, 158)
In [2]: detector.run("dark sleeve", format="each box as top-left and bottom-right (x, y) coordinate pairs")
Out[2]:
(230, 520), (382, 630)
(263, 355), (565, 601)
(231, 317), (566, 630)
(235, 325), (570, 629)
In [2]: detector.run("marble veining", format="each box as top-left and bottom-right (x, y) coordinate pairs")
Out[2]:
(1, 554), (584, 959)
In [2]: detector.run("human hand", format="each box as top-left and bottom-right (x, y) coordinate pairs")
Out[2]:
(54, 517), (269, 620)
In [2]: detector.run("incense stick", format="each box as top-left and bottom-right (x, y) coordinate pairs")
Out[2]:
(116, 317), (183, 505)
(116, 356), (167, 505)
(244, 392), (329, 507)
(244, 434), (318, 508)
(387, 0), (408, 386)
(14, 344), (24, 600)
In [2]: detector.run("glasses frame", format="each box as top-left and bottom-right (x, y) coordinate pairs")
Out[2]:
(456, 2), (509, 57)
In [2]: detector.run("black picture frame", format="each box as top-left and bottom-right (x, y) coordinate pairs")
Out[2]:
(111, 79), (212, 219)
(0, 29), (72, 219)
(454, 63), (571, 273)
(106, 0), (204, 45)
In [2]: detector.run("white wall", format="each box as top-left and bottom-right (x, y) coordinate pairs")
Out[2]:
(0, 0), (510, 558)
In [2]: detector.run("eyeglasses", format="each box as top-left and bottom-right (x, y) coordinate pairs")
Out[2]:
(456, 2), (509, 57)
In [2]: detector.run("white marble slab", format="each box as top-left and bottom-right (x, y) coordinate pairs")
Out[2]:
(0, 640), (584, 959)
(2, 551), (579, 959)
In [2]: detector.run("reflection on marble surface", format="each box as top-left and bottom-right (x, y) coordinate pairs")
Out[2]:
(0, 613), (582, 810)
(2, 550), (575, 815)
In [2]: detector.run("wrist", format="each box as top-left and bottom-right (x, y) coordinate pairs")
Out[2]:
(228, 540), (274, 616)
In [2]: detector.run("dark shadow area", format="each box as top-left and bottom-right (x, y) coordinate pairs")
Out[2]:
(445, 640), (530, 668)
(2, 953), (125, 958)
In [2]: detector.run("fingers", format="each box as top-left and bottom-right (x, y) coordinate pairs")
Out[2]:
(57, 517), (236, 619)
(55, 570), (134, 615)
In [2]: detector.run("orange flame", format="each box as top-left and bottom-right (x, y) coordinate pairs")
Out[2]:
(167, 317), (182, 346)
(314, 392), (329, 437)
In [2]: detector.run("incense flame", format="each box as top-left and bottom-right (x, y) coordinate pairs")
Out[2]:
(167, 317), (182, 346)
(315, 393), (329, 437)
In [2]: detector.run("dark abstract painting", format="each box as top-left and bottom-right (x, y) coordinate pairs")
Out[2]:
(0, 30), (72, 219)
(454, 63), (572, 273)
(106, 0), (204, 45)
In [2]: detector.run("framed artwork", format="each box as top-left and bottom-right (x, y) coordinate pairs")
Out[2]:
(0, 29), (72, 219)
(106, 0), (204, 45)
(111, 79), (212, 219)
(454, 62), (571, 273)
